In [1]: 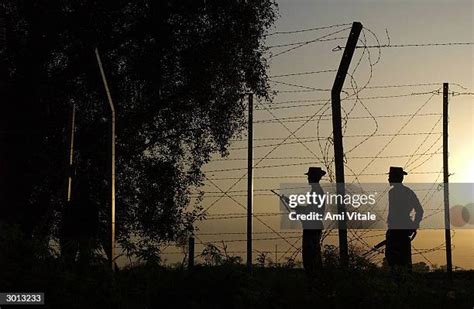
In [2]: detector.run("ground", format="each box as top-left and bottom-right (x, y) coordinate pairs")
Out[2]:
(2, 260), (473, 309)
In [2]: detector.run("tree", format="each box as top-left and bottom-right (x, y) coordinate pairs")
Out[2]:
(0, 0), (277, 263)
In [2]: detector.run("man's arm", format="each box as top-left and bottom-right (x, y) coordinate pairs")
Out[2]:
(279, 194), (292, 213)
(412, 191), (424, 228)
(282, 196), (305, 214)
(277, 193), (306, 213)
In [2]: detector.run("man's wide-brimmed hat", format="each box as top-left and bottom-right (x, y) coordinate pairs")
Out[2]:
(387, 166), (408, 176)
(305, 167), (326, 177)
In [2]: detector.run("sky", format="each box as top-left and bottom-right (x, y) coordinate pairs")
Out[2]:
(158, 0), (474, 269)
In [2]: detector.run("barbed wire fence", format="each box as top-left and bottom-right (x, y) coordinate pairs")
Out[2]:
(151, 23), (473, 269)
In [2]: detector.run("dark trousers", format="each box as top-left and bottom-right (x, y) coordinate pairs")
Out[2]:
(385, 230), (412, 270)
(302, 229), (322, 274)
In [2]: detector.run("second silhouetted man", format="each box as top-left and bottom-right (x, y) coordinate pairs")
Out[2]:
(385, 166), (424, 271)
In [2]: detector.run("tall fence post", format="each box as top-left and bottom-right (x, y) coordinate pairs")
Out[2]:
(443, 82), (453, 277)
(95, 48), (117, 270)
(247, 93), (254, 273)
(67, 103), (76, 203)
(331, 22), (363, 266)
(188, 236), (195, 270)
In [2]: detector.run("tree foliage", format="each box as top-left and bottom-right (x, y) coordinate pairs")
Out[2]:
(0, 0), (277, 261)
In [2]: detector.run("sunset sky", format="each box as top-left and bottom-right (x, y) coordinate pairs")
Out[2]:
(160, 0), (473, 269)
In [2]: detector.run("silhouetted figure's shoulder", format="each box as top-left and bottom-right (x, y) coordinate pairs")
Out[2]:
(311, 183), (324, 194)
(389, 184), (419, 207)
(389, 183), (416, 196)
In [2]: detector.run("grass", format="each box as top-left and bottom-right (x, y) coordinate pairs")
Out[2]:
(1, 233), (471, 308)
(2, 259), (473, 309)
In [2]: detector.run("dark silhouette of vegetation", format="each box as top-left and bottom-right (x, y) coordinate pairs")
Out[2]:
(0, 0), (277, 263)
(1, 241), (472, 309)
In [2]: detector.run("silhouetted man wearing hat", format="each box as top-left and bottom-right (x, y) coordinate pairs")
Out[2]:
(280, 167), (326, 274)
(300, 167), (326, 275)
(280, 167), (326, 275)
(385, 166), (424, 272)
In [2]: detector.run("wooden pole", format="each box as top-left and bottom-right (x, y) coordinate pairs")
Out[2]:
(95, 48), (116, 270)
(331, 22), (363, 266)
(188, 236), (195, 270)
(247, 93), (254, 273)
(443, 82), (453, 276)
(67, 103), (76, 203)
(275, 244), (277, 265)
